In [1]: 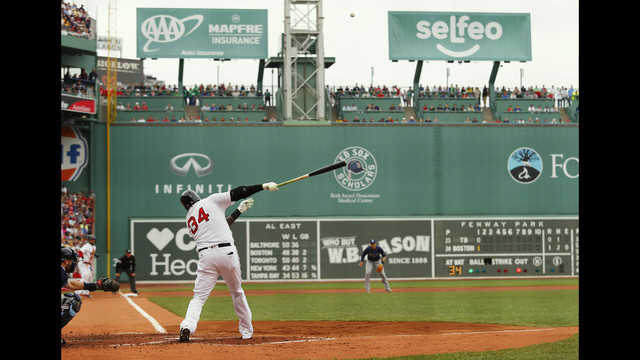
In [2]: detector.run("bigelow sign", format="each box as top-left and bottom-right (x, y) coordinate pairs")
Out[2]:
(388, 11), (531, 61)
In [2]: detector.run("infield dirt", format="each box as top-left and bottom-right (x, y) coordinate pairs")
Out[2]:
(60, 284), (578, 359)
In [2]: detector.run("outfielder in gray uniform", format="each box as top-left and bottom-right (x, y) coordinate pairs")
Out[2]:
(178, 182), (278, 342)
(358, 239), (392, 293)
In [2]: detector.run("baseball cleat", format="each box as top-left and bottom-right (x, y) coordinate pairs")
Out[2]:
(386, 288), (392, 293)
(241, 334), (252, 340)
(179, 328), (191, 342)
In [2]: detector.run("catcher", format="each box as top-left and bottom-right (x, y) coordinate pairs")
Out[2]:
(61, 247), (120, 345)
(358, 239), (392, 293)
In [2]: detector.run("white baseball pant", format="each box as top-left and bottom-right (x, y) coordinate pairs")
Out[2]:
(180, 244), (253, 338)
(75, 262), (93, 296)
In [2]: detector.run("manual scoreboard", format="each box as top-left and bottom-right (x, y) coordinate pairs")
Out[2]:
(434, 218), (578, 277)
(130, 217), (578, 281)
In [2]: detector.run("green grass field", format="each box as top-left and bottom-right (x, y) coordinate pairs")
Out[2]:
(148, 278), (579, 359)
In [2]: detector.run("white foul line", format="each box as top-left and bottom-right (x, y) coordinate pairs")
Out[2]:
(120, 292), (167, 334)
(442, 328), (556, 336)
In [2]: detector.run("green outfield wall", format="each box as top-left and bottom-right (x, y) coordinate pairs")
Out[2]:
(79, 124), (578, 279)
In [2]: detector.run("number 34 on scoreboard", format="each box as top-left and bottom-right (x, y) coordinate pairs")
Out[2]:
(448, 265), (462, 275)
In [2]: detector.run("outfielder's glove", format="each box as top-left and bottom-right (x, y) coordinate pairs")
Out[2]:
(376, 264), (384, 273)
(96, 277), (120, 292)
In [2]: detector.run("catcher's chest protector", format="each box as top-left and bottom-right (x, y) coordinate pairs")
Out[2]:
(61, 292), (82, 329)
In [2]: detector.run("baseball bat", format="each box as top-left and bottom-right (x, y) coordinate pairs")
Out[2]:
(277, 161), (347, 188)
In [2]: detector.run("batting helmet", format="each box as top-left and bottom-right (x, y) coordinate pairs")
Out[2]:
(180, 190), (202, 210)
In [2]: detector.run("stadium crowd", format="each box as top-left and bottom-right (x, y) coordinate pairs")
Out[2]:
(328, 83), (578, 108)
(61, 1), (93, 38)
(61, 187), (95, 249)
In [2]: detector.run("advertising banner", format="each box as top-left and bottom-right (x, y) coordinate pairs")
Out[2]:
(136, 8), (268, 59)
(388, 11), (531, 61)
(61, 94), (96, 114)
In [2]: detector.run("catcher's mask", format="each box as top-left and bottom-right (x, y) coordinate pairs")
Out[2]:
(61, 247), (79, 274)
(180, 190), (202, 210)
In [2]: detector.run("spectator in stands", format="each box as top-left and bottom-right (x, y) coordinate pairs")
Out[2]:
(141, 102), (148, 110)
(527, 104), (536, 112)
(567, 86), (575, 105)
(165, 103), (174, 111)
(201, 103), (210, 112)
(116, 103), (125, 111)
(353, 116), (360, 123)
(146, 115), (155, 123)
(133, 102), (141, 110)
(89, 68), (98, 83)
(514, 105), (522, 112)
(264, 89), (271, 106)
(162, 115), (170, 122)
(137, 115), (146, 123)
(482, 85), (488, 107)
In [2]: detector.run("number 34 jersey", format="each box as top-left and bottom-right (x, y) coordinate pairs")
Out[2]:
(185, 192), (235, 248)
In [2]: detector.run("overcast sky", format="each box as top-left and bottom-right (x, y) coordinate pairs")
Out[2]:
(80, 0), (578, 90)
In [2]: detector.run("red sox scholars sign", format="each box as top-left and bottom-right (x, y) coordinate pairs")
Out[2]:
(331, 146), (380, 204)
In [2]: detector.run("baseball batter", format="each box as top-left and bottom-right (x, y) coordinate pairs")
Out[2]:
(178, 182), (278, 342)
(76, 235), (96, 297)
(358, 239), (392, 293)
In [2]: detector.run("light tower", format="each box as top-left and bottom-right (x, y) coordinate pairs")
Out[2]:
(282, 0), (326, 121)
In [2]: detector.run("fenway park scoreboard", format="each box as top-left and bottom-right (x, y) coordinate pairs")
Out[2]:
(433, 217), (579, 277)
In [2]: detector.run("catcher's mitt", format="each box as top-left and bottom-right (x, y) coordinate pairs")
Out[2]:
(376, 264), (384, 273)
(97, 277), (120, 292)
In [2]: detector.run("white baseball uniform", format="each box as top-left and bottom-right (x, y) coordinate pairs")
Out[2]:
(76, 241), (96, 296)
(179, 191), (253, 339)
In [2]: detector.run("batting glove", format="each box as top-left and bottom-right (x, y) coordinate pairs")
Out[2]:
(262, 182), (278, 191)
(238, 198), (254, 213)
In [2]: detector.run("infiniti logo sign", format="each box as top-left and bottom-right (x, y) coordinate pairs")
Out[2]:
(170, 153), (214, 177)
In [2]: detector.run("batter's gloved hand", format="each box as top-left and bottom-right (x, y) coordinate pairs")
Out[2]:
(238, 198), (254, 213)
(262, 182), (278, 191)
(376, 264), (384, 273)
(96, 277), (120, 292)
